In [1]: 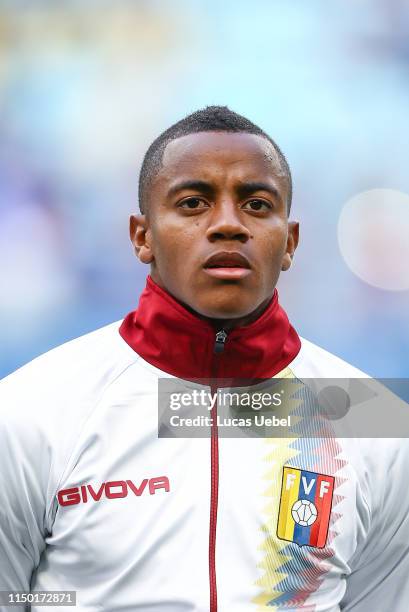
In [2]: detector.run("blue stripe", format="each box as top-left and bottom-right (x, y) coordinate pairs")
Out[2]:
(293, 469), (318, 546)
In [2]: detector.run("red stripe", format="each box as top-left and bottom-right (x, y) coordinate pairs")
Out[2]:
(209, 388), (219, 612)
(309, 475), (334, 547)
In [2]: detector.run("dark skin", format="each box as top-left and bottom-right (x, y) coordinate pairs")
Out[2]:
(130, 131), (299, 331)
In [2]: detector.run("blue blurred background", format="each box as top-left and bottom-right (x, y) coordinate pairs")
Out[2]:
(1, 0), (408, 379)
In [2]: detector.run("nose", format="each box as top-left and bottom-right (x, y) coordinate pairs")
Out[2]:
(205, 199), (251, 243)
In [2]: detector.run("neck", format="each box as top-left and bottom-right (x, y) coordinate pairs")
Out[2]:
(186, 295), (274, 332)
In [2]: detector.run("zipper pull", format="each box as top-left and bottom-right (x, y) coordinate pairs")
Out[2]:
(214, 329), (228, 354)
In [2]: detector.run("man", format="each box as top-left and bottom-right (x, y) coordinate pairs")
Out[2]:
(0, 106), (408, 611)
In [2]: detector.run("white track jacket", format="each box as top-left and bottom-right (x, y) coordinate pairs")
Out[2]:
(1, 275), (408, 611)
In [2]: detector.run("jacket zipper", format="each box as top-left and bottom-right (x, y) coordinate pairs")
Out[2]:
(209, 328), (228, 612)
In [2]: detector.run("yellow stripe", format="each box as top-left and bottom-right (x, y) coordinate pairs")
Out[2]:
(253, 368), (305, 610)
(277, 467), (301, 541)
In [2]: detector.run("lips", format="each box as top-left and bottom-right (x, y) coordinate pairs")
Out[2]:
(202, 251), (252, 280)
(203, 251), (251, 269)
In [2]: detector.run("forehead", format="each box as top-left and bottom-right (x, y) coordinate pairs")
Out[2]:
(157, 131), (286, 185)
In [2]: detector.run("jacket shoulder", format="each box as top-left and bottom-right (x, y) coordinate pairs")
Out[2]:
(0, 320), (139, 425)
(289, 336), (369, 378)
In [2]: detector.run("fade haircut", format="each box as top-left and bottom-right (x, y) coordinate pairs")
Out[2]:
(138, 105), (292, 215)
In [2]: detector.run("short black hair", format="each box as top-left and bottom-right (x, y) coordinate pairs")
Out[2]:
(138, 105), (292, 215)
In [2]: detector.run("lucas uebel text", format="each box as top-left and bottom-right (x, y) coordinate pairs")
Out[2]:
(169, 414), (291, 428)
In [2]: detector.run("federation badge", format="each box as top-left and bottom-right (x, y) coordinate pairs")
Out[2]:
(277, 466), (334, 548)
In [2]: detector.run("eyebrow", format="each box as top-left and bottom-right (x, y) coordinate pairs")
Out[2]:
(236, 181), (280, 200)
(167, 180), (214, 198)
(167, 179), (280, 200)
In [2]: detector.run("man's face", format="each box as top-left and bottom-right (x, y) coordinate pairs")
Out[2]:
(131, 131), (299, 320)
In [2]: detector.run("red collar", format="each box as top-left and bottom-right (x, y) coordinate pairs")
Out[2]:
(119, 275), (301, 381)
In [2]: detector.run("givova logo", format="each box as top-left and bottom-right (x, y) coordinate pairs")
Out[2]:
(57, 476), (170, 507)
(277, 467), (334, 548)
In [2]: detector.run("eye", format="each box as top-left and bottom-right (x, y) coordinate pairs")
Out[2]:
(242, 199), (273, 212)
(178, 197), (209, 210)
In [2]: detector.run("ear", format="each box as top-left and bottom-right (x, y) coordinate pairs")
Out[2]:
(129, 214), (154, 264)
(281, 221), (299, 271)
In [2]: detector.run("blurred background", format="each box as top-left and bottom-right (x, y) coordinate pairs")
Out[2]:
(0, 0), (408, 378)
